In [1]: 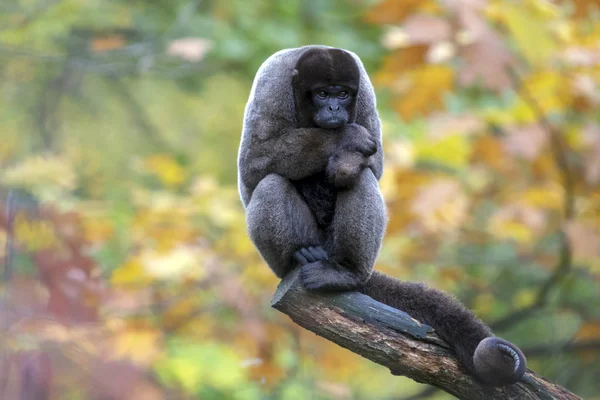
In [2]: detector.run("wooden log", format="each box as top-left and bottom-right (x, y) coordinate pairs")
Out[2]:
(271, 269), (581, 400)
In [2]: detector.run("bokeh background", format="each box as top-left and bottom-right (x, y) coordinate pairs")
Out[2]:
(1, 1), (599, 399)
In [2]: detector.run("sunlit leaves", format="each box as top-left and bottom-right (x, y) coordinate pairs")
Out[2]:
(141, 154), (187, 189)
(391, 65), (454, 119)
(414, 133), (471, 169)
(497, 4), (558, 66)
(155, 341), (247, 394)
(167, 37), (213, 63)
(488, 204), (547, 243)
(371, 6), (600, 391)
(565, 222), (600, 270)
(1, 0), (600, 398)
(411, 179), (469, 233)
(382, 14), (451, 49)
(13, 213), (59, 251)
(518, 70), (572, 115)
(1, 155), (76, 201)
(139, 246), (206, 281)
(111, 258), (151, 287)
(365, 0), (437, 24)
(110, 326), (163, 367)
(457, 13), (515, 90)
(90, 34), (127, 53)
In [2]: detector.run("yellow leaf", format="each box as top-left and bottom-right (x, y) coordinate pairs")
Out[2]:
(519, 70), (571, 115)
(527, 0), (560, 18)
(392, 65), (454, 119)
(140, 246), (206, 281)
(489, 205), (546, 243)
(471, 135), (511, 173)
(13, 213), (59, 251)
(374, 46), (429, 86)
(166, 358), (204, 392)
(111, 328), (162, 366)
(82, 217), (114, 244)
(519, 184), (564, 210)
(499, 5), (557, 66)
(495, 221), (532, 242)
(513, 289), (536, 308)
(474, 293), (495, 315)
(1, 154), (76, 200)
(386, 170), (432, 233)
(111, 258), (152, 286)
(156, 343), (246, 391)
(365, 0), (436, 24)
(410, 180), (469, 233)
(413, 133), (471, 169)
(143, 154), (186, 188)
(0, 139), (16, 162)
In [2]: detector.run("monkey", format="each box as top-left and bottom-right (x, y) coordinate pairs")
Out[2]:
(238, 45), (526, 387)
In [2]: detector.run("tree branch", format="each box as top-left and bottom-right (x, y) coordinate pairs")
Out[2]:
(272, 269), (581, 400)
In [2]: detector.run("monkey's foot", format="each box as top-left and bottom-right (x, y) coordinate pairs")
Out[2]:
(300, 260), (363, 292)
(294, 246), (328, 265)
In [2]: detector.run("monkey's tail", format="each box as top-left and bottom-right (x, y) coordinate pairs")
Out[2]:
(359, 271), (526, 386)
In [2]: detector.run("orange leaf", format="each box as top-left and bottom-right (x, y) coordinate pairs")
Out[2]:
(410, 179), (469, 233)
(386, 170), (432, 233)
(392, 65), (454, 119)
(471, 135), (511, 174)
(576, 321), (600, 341)
(374, 46), (428, 87)
(365, 0), (433, 24)
(90, 35), (126, 52)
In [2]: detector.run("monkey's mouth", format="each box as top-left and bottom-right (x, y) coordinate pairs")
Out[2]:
(317, 118), (346, 129)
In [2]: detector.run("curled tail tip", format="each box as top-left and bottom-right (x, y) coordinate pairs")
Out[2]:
(473, 337), (527, 386)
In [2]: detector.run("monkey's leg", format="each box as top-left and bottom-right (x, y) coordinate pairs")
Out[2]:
(300, 169), (387, 291)
(246, 173), (322, 278)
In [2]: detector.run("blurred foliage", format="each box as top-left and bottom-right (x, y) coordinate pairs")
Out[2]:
(0, 0), (599, 399)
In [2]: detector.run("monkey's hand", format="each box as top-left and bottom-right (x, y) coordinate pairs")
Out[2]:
(337, 123), (377, 157)
(326, 151), (368, 189)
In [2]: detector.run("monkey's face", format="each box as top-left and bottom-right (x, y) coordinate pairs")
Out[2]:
(292, 48), (360, 128)
(311, 85), (355, 129)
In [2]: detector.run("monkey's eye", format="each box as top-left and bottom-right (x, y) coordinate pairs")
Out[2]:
(338, 91), (349, 99)
(317, 91), (328, 99)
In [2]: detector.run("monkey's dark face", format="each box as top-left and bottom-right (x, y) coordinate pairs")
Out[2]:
(293, 48), (360, 129)
(311, 85), (355, 129)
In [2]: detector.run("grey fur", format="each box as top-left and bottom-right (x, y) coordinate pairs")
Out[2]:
(238, 45), (383, 207)
(238, 45), (526, 387)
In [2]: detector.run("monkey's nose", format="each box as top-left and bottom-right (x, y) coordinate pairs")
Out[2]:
(328, 105), (340, 112)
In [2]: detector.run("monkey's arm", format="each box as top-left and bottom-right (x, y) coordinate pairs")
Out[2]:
(239, 127), (337, 194)
(368, 141), (384, 180)
(240, 122), (377, 195)
(326, 123), (382, 189)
